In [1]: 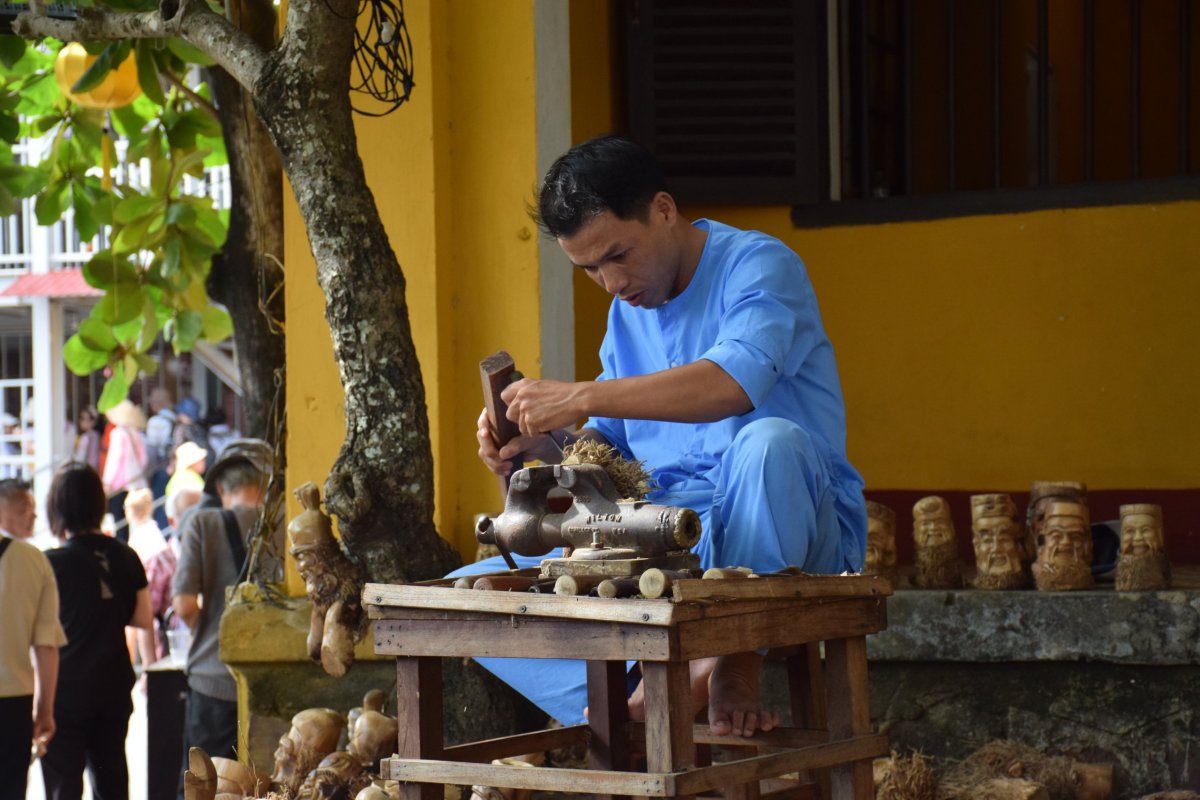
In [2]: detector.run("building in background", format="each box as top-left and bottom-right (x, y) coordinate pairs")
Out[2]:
(0, 133), (242, 539)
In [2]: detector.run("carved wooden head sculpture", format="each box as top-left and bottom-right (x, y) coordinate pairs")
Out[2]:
(913, 496), (954, 547)
(1032, 499), (1093, 591)
(911, 495), (962, 588)
(864, 501), (898, 583)
(1116, 503), (1170, 591)
(970, 493), (1029, 589)
(271, 707), (346, 794)
(1027, 480), (1086, 542)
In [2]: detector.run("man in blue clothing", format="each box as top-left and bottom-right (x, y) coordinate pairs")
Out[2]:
(469, 134), (866, 738)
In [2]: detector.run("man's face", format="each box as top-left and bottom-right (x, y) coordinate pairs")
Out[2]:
(973, 516), (1023, 577)
(1040, 515), (1091, 566)
(1, 491), (36, 539)
(558, 201), (683, 310)
(1120, 513), (1163, 556)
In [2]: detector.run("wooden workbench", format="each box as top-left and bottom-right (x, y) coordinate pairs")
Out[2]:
(366, 571), (891, 799)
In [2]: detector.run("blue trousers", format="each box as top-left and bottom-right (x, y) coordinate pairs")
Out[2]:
(448, 418), (858, 726)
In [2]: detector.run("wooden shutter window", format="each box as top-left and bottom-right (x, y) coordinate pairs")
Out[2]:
(625, 0), (828, 205)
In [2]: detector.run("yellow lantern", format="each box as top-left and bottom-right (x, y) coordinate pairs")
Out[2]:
(54, 42), (142, 109)
(54, 43), (143, 190)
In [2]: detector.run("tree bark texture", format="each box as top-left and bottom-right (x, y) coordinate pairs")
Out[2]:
(205, 0), (286, 441)
(252, 0), (460, 583)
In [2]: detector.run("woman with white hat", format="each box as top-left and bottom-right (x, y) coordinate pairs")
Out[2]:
(101, 400), (148, 542)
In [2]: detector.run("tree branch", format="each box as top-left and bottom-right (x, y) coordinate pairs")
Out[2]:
(14, 0), (271, 92)
(163, 70), (219, 120)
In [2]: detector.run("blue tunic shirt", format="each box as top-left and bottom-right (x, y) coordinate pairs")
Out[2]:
(585, 219), (865, 561)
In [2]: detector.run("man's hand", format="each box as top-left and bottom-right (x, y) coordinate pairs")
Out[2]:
(475, 408), (562, 476)
(501, 377), (587, 438)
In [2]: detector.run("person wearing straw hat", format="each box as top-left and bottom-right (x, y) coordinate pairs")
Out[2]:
(101, 400), (148, 542)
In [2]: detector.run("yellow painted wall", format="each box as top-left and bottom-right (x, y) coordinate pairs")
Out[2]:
(568, 1), (1200, 493)
(285, 0), (546, 565)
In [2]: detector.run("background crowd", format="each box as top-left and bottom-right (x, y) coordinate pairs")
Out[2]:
(0, 389), (272, 800)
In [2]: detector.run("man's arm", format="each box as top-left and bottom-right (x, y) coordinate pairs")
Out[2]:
(31, 644), (58, 746)
(501, 360), (751, 439)
(172, 593), (201, 630)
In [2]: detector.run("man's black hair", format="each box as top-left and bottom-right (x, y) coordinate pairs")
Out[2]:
(535, 134), (668, 239)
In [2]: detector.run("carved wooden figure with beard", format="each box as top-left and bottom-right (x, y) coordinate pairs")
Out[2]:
(270, 708), (345, 796)
(1026, 480), (1087, 568)
(288, 482), (369, 677)
(911, 495), (962, 588)
(864, 501), (899, 586)
(1032, 500), (1093, 590)
(1116, 503), (1170, 591)
(970, 494), (1031, 589)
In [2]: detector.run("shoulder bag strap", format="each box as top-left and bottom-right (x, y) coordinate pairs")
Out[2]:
(220, 509), (246, 570)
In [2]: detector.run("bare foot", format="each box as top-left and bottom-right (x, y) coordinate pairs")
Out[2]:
(626, 657), (716, 722)
(707, 652), (780, 737)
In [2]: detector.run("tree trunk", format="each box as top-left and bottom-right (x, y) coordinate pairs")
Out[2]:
(251, 0), (459, 583)
(204, 0), (285, 442)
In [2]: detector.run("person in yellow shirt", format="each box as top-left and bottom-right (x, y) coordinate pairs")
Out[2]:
(165, 441), (208, 505)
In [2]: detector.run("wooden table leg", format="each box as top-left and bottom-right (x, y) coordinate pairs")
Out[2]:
(588, 659), (632, 800)
(788, 643), (830, 800)
(640, 661), (694, 797)
(396, 656), (444, 800)
(823, 637), (872, 800)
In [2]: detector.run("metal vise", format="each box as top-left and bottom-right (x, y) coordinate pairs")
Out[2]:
(476, 463), (701, 561)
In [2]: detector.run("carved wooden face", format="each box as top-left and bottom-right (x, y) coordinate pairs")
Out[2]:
(1038, 509), (1091, 567)
(1120, 512), (1164, 556)
(973, 515), (1024, 577)
(914, 516), (954, 548)
(865, 514), (897, 573)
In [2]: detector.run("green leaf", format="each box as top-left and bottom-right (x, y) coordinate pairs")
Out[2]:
(133, 353), (158, 374)
(182, 277), (208, 310)
(138, 298), (162, 348)
(0, 184), (14, 216)
(96, 283), (147, 325)
(201, 305), (233, 343)
(34, 179), (68, 225)
(72, 42), (121, 95)
(111, 315), (144, 346)
(77, 318), (119, 351)
(0, 36), (26, 69)
(173, 310), (204, 351)
(134, 40), (166, 106)
(97, 371), (131, 413)
(32, 114), (62, 135)
(83, 251), (140, 289)
(189, 202), (227, 247)
(0, 113), (18, 144)
(71, 184), (99, 241)
(161, 236), (182, 277)
(64, 333), (111, 376)
(149, 154), (171, 196)
(112, 215), (155, 255)
(114, 193), (161, 224)
(173, 147), (210, 180)
(165, 201), (196, 227)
